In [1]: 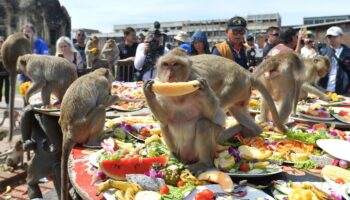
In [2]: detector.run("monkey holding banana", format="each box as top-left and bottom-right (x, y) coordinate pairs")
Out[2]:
(16, 54), (78, 108)
(59, 68), (120, 200)
(144, 48), (226, 173)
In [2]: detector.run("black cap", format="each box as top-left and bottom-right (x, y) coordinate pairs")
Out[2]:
(227, 16), (247, 30)
(246, 35), (254, 41)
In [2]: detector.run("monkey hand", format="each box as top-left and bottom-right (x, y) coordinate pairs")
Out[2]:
(197, 78), (209, 91)
(23, 139), (36, 151)
(143, 80), (155, 98)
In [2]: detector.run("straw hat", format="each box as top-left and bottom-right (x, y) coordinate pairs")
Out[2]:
(174, 31), (190, 43)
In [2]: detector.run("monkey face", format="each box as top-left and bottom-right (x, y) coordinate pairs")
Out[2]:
(315, 56), (331, 78)
(158, 59), (191, 82)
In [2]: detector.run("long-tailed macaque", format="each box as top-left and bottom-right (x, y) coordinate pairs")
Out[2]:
(85, 36), (99, 69)
(59, 68), (119, 200)
(17, 54), (78, 107)
(300, 55), (331, 101)
(253, 52), (305, 124)
(2, 140), (24, 171)
(144, 49), (226, 173)
(190, 53), (287, 137)
(1, 33), (32, 141)
(101, 39), (120, 75)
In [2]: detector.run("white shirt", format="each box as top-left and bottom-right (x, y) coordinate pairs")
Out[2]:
(327, 47), (343, 92)
(301, 46), (317, 58)
(134, 43), (169, 81)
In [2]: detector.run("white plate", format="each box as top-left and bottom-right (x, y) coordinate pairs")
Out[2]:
(331, 107), (350, 124)
(185, 184), (274, 200)
(333, 114), (350, 124)
(299, 112), (335, 121)
(28, 92), (59, 106)
(109, 105), (143, 112)
(317, 139), (350, 162)
(228, 167), (283, 178)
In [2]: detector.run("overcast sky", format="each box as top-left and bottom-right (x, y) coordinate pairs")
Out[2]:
(59, 0), (350, 33)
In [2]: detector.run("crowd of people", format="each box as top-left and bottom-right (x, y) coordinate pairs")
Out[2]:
(0, 16), (349, 106)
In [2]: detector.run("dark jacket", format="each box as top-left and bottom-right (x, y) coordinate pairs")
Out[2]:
(318, 44), (350, 95)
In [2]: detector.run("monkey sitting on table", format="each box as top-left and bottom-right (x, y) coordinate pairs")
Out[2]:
(144, 48), (226, 173)
(59, 68), (120, 200)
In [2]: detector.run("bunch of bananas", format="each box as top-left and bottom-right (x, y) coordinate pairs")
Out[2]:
(96, 180), (142, 200)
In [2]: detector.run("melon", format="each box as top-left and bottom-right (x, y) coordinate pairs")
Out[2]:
(100, 156), (168, 180)
(197, 170), (234, 192)
(152, 80), (200, 96)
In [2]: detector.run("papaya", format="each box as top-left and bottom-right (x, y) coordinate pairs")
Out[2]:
(197, 170), (234, 192)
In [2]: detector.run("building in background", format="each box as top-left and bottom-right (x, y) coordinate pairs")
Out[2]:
(247, 13), (281, 36)
(0, 0), (70, 53)
(304, 15), (350, 25)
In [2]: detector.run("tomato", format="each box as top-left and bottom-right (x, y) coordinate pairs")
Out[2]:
(201, 189), (214, 199)
(336, 178), (345, 184)
(239, 162), (250, 172)
(177, 180), (185, 187)
(339, 110), (349, 116)
(160, 185), (169, 195)
(195, 192), (210, 200)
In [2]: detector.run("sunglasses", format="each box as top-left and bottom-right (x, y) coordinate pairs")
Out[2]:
(271, 33), (279, 37)
(231, 29), (246, 35)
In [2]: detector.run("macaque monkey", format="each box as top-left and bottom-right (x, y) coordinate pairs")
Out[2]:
(189, 53), (287, 138)
(144, 48), (226, 173)
(253, 52), (305, 124)
(85, 36), (99, 69)
(0, 110), (21, 128)
(1, 140), (24, 171)
(17, 54), (78, 108)
(101, 39), (120, 70)
(59, 68), (120, 200)
(1, 32), (31, 141)
(300, 56), (331, 101)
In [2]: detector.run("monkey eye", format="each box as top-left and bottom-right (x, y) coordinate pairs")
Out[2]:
(313, 58), (319, 63)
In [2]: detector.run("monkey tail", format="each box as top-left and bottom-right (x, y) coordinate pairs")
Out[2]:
(61, 139), (75, 200)
(251, 78), (287, 133)
(8, 72), (16, 141)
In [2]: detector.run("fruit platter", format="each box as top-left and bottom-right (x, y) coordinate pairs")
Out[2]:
(298, 104), (334, 121)
(110, 101), (144, 112)
(111, 81), (145, 100)
(330, 107), (350, 124)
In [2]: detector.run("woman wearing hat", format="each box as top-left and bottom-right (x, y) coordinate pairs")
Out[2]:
(174, 31), (191, 54)
(190, 31), (210, 55)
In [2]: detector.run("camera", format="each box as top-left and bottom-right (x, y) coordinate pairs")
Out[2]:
(246, 47), (257, 67)
(134, 21), (167, 81)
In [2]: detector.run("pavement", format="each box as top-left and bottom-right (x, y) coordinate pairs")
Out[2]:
(0, 95), (58, 200)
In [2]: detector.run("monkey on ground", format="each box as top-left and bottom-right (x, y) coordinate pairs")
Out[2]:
(0, 110), (21, 128)
(300, 55), (331, 101)
(1, 32), (32, 141)
(16, 54), (78, 108)
(188, 52), (287, 138)
(59, 68), (120, 200)
(144, 48), (226, 173)
(101, 39), (120, 75)
(253, 52), (305, 124)
(0, 140), (24, 171)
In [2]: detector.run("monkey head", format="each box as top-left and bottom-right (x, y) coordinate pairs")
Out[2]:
(87, 36), (99, 49)
(16, 54), (31, 75)
(101, 39), (119, 61)
(313, 56), (331, 78)
(15, 140), (23, 152)
(156, 48), (192, 82)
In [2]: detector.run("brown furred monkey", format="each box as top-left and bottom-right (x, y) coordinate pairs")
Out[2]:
(1, 32), (32, 141)
(16, 54), (78, 107)
(59, 68), (120, 200)
(300, 55), (331, 101)
(85, 36), (99, 69)
(101, 39), (120, 75)
(189, 54), (287, 137)
(253, 52), (305, 124)
(144, 48), (226, 173)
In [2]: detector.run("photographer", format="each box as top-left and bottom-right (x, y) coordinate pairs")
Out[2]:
(134, 22), (168, 81)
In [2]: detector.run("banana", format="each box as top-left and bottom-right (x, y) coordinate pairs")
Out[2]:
(115, 190), (125, 200)
(109, 180), (142, 193)
(96, 180), (112, 196)
(124, 187), (136, 200)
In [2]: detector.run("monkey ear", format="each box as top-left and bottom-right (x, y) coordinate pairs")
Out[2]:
(103, 68), (110, 77)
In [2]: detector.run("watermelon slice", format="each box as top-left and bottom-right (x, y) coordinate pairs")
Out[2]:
(100, 156), (168, 180)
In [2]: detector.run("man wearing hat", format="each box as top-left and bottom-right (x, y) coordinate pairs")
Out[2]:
(174, 31), (191, 54)
(318, 26), (350, 95)
(212, 16), (249, 69)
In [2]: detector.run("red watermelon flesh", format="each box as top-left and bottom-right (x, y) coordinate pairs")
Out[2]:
(100, 156), (168, 180)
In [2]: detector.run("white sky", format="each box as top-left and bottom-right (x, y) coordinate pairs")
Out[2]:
(58, 0), (350, 33)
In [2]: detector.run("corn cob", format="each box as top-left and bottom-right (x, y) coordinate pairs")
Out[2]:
(321, 165), (350, 182)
